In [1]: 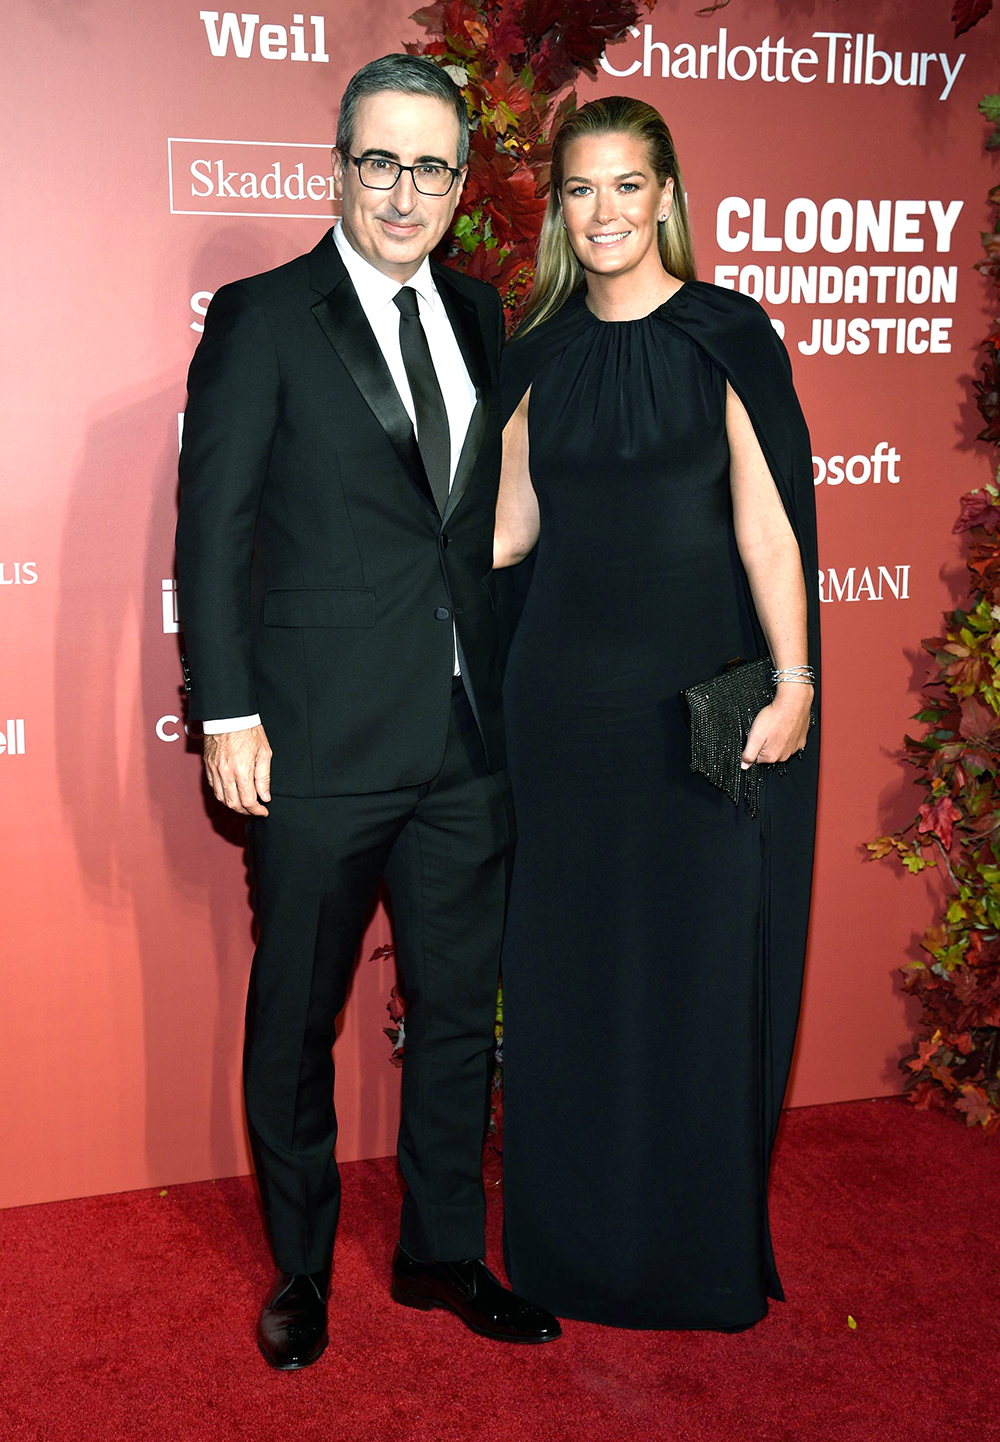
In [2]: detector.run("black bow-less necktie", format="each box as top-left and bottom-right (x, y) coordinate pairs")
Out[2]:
(393, 286), (451, 516)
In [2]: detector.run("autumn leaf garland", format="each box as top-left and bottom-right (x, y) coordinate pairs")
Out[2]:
(868, 96), (1000, 1131)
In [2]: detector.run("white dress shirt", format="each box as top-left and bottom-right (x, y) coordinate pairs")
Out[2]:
(204, 221), (477, 735)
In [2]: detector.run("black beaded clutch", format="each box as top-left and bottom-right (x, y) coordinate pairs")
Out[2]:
(681, 656), (784, 817)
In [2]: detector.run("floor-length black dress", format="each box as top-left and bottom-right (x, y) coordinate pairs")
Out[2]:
(499, 284), (820, 1330)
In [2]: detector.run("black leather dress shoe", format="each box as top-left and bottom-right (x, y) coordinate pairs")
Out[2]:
(391, 1245), (561, 1343)
(256, 1269), (329, 1370)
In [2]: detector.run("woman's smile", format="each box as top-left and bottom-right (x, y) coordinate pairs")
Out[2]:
(588, 230), (632, 246)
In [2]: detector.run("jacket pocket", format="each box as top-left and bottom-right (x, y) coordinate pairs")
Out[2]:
(263, 587), (376, 628)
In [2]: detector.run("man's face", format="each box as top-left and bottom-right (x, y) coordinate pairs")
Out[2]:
(332, 90), (466, 282)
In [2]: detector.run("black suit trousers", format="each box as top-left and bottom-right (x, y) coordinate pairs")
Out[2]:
(244, 681), (513, 1275)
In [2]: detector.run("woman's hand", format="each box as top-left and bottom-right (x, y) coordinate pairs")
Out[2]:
(741, 685), (813, 769)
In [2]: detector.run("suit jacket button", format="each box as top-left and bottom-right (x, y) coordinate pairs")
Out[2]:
(440, 533), (449, 548)
(434, 606), (451, 620)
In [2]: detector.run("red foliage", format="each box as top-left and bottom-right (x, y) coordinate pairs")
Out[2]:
(958, 696), (999, 743)
(952, 0), (994, 38)
(955, 487), (1000, 533)
(411, 0), (482, 43)
(462, 238), (535, 292)
(917, 794), (962, 850)
(482, 63), (534, 121)
(386, 985), (406, 1025)
(486, 164), (548, 245)
(462, 141), (509, 208)
(525, 0), (649, 87)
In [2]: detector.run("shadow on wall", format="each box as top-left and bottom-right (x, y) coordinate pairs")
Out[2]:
(53, 226), (287, 1194)
(866, 636), (955, 1090)
(954, 250), (997, 465)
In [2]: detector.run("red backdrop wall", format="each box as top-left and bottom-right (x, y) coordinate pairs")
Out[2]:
(2, 0), (996, 1210)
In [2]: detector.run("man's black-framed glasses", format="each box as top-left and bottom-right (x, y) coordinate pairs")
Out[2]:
(344, 153), (461, 197)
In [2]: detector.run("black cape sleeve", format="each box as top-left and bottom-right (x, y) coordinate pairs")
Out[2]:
(500, 292), (593, 424)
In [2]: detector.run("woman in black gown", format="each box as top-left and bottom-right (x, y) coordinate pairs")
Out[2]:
(494, 97), (820, 1331)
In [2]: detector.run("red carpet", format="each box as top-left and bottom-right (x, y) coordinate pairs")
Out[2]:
(2, 1098), (997, 1442)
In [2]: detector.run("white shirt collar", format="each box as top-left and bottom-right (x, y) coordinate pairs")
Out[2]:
(333, 220), (439, 315)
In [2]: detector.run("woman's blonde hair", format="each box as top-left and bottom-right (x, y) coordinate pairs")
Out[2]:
(517, 95), (696, 336)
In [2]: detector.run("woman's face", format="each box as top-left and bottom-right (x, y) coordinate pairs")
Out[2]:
(559, 132), (673, 280)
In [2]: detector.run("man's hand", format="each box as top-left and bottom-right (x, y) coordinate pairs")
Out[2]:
(203, 724), (272, 816)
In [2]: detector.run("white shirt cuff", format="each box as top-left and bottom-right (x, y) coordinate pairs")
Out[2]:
(202, 714), (261, 734)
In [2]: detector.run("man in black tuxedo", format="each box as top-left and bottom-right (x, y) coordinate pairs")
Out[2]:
(176, 54), (558, 1368)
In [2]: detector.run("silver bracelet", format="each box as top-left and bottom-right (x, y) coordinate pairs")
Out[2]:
(772, 665), (815, 685)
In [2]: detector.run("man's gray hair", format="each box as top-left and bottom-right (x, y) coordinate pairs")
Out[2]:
(336, 54), (469, 167)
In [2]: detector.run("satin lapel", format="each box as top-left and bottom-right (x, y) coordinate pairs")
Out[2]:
(435, 269), (492, 399)
(435, 270), (494, 523)
(442, 400), (486, 525)
(310, 277), (435, 512)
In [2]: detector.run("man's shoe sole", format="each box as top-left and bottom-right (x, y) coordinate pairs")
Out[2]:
(390, 1277), (561, 1343)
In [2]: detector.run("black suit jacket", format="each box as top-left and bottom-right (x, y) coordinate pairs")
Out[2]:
(175, 229), (507, 796)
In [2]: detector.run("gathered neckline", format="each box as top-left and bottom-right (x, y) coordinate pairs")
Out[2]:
(582, 282), (689, 326)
